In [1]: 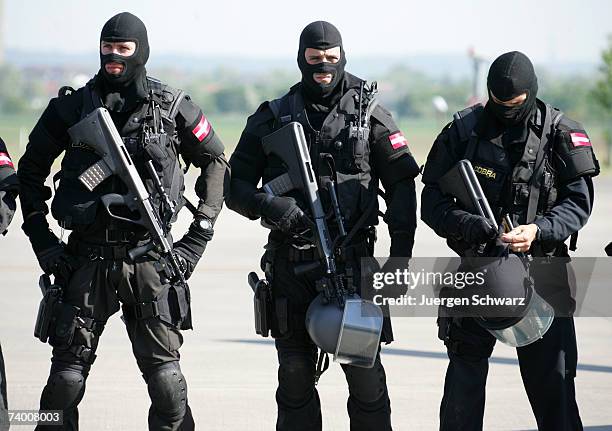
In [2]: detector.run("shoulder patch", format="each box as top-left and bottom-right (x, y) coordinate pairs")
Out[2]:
(192, 114), (212, 142)
(568, 131), (591, 148)
(0, 152), (14, 169)
(388, 131), (408, 150)
(556, 115), (591, 149)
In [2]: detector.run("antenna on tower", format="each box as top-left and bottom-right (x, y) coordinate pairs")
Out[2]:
(467, 46), (487, 106)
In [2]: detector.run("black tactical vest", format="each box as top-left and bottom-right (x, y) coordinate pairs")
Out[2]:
(452, 101), (565, 254)
(51, 77), (187, 231)
(265, 84), (379, 230)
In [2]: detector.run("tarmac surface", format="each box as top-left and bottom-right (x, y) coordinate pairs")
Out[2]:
(1, 176), (611, 430)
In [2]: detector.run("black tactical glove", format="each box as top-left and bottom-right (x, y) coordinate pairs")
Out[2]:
(0, 190), (16, 235)
(35, 244), (75, 282)
(22, 212), (75, 280)
(260, 195), (307, 234)
(173, 217), (214, 280)
(460, 214), (498, 245)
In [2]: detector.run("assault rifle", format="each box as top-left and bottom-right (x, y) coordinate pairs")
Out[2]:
(438, 159), (497, 228)
(439, 159), (527, 257)
(260, 121), (349, 305)
(67, 107), (187, 284)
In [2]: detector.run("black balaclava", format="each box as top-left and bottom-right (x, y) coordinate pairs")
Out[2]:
(98, 12), (149, 112)
(100, 12), (149, 87)
(486, 51), (538, 127)
(297, 21), (347, 106)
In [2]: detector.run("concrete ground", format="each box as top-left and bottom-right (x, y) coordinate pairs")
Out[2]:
(1, 176), (611, 431)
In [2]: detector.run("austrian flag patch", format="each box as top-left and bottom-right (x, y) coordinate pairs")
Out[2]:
(192, 115), (211, 142)
(389, 132), (408, 150)
(0, 152), (14, 168)
(570, 132), (591, 148)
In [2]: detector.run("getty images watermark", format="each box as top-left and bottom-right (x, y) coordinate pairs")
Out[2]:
(360, 257), (612, 318)
(370, 266), (529, 308)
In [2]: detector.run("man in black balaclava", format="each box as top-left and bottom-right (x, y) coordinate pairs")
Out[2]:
(421, 51), (599, 430)
(297, 21), (347, 105)
(98, 12), (149, 114)
(486, 51), (538, 127)
(18, 12), (229, 431)
(228, 21), (421, 430)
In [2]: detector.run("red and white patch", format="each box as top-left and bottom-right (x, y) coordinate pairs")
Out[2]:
(570, 132), (591, 147)
(0, 152), (13, 168)
(389, 132), (408, 150)
(192, 115), (211, 142)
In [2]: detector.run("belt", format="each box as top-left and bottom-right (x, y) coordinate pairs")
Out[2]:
(287, 246), (318, 263)
(72, 228), (149, 244)
(68, 240), (131, 261)
(284, 230), (373, 263)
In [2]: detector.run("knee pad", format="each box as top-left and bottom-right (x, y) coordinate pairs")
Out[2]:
(277, 355), (316, 404)
(345, 360), (388, 406)
(40, 370), (86, 410)
(146, 363), (188, 422)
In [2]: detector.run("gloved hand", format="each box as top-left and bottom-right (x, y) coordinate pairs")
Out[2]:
(460, 214), (498, 245)
(260, 195), (307, 234)
(22, 212), (74, 280)
(173, 250), (195, 280)
(35, 243), (75, 282)
(0, 190), (16, 235)
(173, 217), (214, 280)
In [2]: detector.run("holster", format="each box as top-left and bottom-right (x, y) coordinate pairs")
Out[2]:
(253, 277), (273, 337)
(34, 275), (63, 343)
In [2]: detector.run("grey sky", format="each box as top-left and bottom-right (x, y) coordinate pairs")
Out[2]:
(5, 0), (612, 63)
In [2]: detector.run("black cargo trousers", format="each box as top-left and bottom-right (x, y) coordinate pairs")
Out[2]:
(438, 260), (583, 431)
(36, 233), (194, 431)
(263, 236), (392, 431)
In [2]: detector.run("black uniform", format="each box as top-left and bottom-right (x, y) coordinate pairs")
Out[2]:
(421, 52), (599, 431)
(227, 21), (419, 431)
(0, 139), (17, 431)
(17, 13), (228, 431)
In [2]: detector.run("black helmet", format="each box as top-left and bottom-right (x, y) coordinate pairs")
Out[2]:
(449, 253), (554, 347)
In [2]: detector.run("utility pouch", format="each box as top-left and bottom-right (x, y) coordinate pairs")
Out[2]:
(34, 275), (63, 343)
(273, 297), (290, 338)
(49, 303), (80, 347)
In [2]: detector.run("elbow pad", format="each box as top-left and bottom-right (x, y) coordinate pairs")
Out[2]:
(554, 119), (600, 183)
